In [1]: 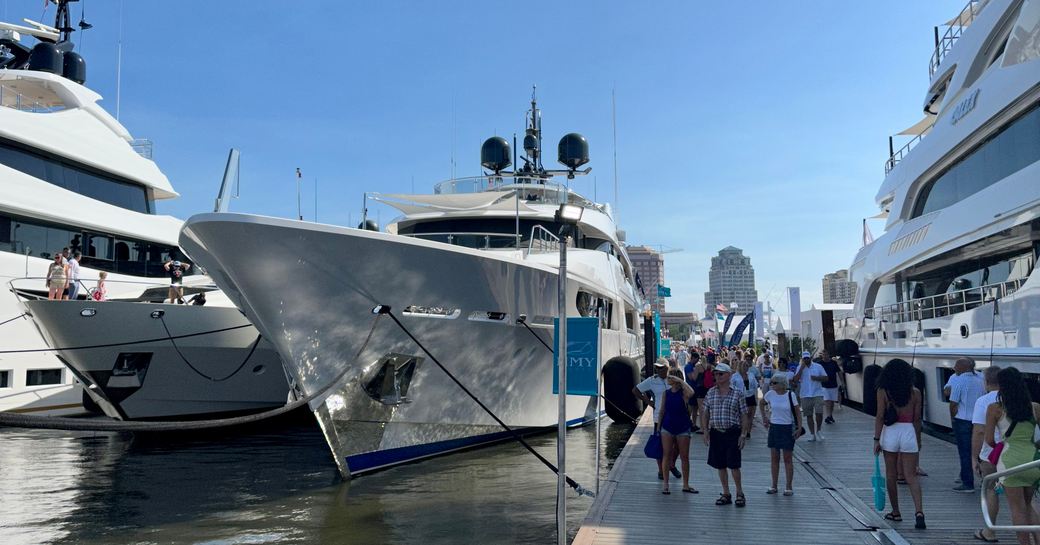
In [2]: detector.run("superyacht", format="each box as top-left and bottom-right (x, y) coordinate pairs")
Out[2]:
(180, 94), (646, 476)
(837, 0), (1040, 427)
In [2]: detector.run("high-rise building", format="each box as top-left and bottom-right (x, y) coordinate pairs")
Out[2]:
(626, 245), (666, 313)
(822, 269), (858, 304)
(703, 246), (758, 318)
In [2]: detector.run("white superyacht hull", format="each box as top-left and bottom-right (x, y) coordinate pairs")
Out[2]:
(180, 213), (642, 476)
(21, 299), (290, 420)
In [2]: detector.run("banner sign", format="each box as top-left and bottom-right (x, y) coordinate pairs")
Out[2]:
(660, 338), (671, 358)
(553, 317), (600, 396)
(788, 287), (801, 337)
(754, 301), (764, 340)
(728, 312), (755, 346)
(720, 311), (735, 345)
(657, 285), (671, 298)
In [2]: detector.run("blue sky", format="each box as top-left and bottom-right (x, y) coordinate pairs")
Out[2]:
(7, 0), (963, 315)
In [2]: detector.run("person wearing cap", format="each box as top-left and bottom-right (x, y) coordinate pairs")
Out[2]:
(700, 362), (750, 507)
(684, 350), (704, 433)
(792, 351), (827, 441)
(633, 358), (681, 480)
(164, 257), (191, 304)
(762, 374), (801, 495)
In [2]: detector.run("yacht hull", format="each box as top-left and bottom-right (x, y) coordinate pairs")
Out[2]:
(22, 300), (290, 420)
(180, 213), (639, 476)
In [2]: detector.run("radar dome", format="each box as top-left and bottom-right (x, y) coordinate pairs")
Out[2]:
(358, 219), (379, 232)
(28, 43), (62, 75)
(557, 133), (589, 170)
(480, 137), (512, 173)
(62, 51), (86, 84)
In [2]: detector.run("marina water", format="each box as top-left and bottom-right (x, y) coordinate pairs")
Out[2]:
(0, 415), (633, 544)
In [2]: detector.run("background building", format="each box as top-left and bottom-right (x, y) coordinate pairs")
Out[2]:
(703, 246), (758, 318)
(822, 269), (857, 304)
(659, 311), (699, 340)
(627, 245), (666, 313)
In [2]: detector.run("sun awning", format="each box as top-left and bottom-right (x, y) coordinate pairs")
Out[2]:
(897, 116), (935, 136)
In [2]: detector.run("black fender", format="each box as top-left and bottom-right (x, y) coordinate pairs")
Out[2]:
(602, 356), (643, 424)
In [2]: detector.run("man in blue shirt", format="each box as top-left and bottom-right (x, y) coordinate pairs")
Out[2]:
(949, 357), (986, 492)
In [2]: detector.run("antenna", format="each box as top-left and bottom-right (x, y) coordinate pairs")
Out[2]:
(612, 87), (619, 222)
(115, 0), (123, 120)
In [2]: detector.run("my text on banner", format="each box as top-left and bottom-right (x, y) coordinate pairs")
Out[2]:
(552, 317), (600, 396)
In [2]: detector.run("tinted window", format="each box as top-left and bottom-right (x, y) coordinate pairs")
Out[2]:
(26, 369), (62, 386)
(0, 139), (152, 213)
(0, 370), (8, 388)
(914, 103), (1040, 217)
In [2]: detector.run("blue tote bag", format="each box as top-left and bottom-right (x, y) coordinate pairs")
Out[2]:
(644, 430), (663, 460)
(872, 454), (886, 511)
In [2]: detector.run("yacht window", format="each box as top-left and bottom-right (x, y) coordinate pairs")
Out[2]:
(0, 139), (152, 213)
(912, 102), (1040, 218)
(399, 218), (575, 249)
(26, 368), (62, 386)
(0, 213), (191, 278)
(0, 370), (9, 388)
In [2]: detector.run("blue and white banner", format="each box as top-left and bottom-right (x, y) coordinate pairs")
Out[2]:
(552, 317), (600, 397)
(720, 311), (735, 345)
(729, 312), (755, 346)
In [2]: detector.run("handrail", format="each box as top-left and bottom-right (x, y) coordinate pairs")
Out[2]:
(527, 224), (559, 254)
(929, 0), (986, 77)
(0, 81), (65, 113)
(401, 231), (521, 250)
(885, 132), (925, 175)
(865, 277), (1027, 323)
(982, 458), (1040, 531)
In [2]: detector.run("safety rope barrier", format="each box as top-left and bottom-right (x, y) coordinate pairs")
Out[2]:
(158, 315), (260, 382)
(379, 305), (594, 498)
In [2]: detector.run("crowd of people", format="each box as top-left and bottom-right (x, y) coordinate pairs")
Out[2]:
(42, 246), (192, 304)
(632, 345), (1040, 544)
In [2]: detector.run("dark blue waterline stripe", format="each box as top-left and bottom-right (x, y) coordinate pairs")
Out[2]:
(346, 413), (605, 474)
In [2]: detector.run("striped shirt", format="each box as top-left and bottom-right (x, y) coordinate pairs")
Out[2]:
(705, 386), (747, 430)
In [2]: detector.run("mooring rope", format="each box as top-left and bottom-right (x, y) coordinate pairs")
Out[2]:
(0, 324), (254, 354)
(158, 315), (261, 382)
(380, 305), (594, 498)
(0, 313), (28, 328)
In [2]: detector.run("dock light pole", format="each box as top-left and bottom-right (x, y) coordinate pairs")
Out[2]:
(555, 203), (583, 545)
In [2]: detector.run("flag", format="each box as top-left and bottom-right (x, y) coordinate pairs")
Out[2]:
(715, 303), (728, 313)
(715, 311), (725, 321)
(729, 312), (755, 346)
(721, 311), (736, 346)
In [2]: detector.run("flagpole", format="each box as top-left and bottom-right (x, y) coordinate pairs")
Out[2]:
(296, 168), (303, 221)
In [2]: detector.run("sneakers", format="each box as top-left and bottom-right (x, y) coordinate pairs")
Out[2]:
(953, 484), (975, 493)
(825, 416), (835, 424)
(816, 431), (824, 440)
(670, 466), (682, 478)
(807, 434), (817, 442)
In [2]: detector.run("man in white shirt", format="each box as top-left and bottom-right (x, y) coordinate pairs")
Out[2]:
(676, 348), (689, 369)
(950, 357), (986, 492)
(66, 251), (82, 300)
(792, 351), (827, 441)
(971, 366), (1001, 542)
(633, 359), (681, 480)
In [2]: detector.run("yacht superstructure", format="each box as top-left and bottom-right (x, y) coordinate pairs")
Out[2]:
(837, 0), (1040, 427)
(180, 94), (646, 476)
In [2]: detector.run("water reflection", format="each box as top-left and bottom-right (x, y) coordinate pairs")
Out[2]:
(0, 413), (633, 545)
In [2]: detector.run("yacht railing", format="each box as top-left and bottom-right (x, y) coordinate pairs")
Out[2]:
(982, 458), (1040, 531)
(432, 175), (606, 213)
(865, 277), (1026, 323)
(929, 0), (986, 77)
(0, 81), (65, 113)
(130, 139), (154, 160)
(527, 225), (560, 254)
(8, 277), (218, 303)
(885, 133), (925, 175)
(402, 232), (521, 250)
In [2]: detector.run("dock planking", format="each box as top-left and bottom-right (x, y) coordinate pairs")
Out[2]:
(574, 402), (1018, 545)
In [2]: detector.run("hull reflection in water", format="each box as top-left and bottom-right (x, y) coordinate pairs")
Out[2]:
(0, 417), (633, 545)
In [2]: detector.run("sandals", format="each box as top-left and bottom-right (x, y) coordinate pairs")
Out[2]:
(915, 512), (926, 530)
(715, 493), (732, 506)
(973, 529), (998, 542)
(735, 493), (746, 507)
(884, 512), (902, 522)
(766, 487), (778, 494)
(682, 487), (699, 494)
(783, 489), (794, 496)
(662, 489), (671, 495)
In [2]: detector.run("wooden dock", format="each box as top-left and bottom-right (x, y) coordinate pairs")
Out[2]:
(574, 403), (1016, 545)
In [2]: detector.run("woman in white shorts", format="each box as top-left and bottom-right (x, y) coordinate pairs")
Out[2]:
(873, 359), (925, 530)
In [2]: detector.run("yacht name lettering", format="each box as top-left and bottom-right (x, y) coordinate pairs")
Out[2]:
(568, 356), (596, 368)
(950, 89), (980, 125)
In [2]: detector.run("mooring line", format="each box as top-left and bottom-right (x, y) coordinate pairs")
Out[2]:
(379, 305), (594, 498)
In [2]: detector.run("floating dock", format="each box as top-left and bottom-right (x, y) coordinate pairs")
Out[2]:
(575, 405), (1009, 545)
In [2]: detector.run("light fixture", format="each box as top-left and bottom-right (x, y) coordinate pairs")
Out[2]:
(150, 310), (165, 319)
(555, 204), (583, 225)
(372, 305), (391, 315)
(80, 308), (96, 317)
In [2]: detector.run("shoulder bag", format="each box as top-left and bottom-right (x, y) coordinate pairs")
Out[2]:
(788, 390), (805, 438)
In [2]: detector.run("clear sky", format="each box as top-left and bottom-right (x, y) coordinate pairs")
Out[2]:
(6, 0), (963, 315)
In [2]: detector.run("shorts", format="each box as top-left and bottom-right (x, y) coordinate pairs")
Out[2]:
(694, 386), (708, 399)
(661, 428), (693, 438)
(745, 396), (758, 408)
(801, 396), (824, 415)
(707, 426), (742, 469)
(49, 278), (65, 290)
(823, 388), (839, 402)
(767, 423), (795, 451)
(880, 422), (919, 453)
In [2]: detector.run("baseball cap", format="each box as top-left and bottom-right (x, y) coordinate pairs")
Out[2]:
(801, 351), (811, 358)
(653, 358), (668, 368)
(714, 362), (733, 374)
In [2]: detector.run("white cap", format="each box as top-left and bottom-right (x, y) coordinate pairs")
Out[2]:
(714, 363), (733, 374)
(801, 351), (811, 358)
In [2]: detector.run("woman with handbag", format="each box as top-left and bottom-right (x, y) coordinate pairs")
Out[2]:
(762, 374), (800, 496)
(984, 367), (1040, 545)
(659, 371), (697, 495)
(873, 359), (925, 529)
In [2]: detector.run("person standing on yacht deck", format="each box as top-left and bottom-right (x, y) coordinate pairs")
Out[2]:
(164, 259), (191, 304)
(950, 357), (985, 493)
(701, 362), (749, 508)
(46, 252), (67, 300)
(66, 251), (82, 300)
